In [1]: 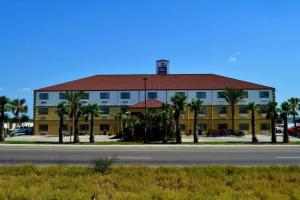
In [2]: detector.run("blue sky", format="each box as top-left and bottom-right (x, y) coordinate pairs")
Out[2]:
(0, 0), (300, 117)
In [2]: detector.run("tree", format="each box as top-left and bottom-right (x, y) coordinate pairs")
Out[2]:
(266, 101), (279, 143)
(221, 87), (246, 132)
(147, 108), (158, 140)
(64, 91), (85, 143)
(123, 112), (140, 141)
(288, 98), (300, 129)
(114, 110), (126, 136)
(0, 96), (10, 142)
(171, 93), (187, 144)
(189, 99), (206, 143)
(10, 99), (28, 126)
(56, 102), (68, 144)
(20, 115), (30, 123)
(247, 102), (259, 143)
(83, 104), (102, 143)
(160, 103), (173, 144)
(279, 101), (291, 143)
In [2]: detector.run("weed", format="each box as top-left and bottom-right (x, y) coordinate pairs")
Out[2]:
(91, 157), (114, 175)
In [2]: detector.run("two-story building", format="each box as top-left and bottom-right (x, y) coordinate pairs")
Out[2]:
(33, 59), (274, 136)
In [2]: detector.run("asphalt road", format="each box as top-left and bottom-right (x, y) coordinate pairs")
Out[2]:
(0, 145), (300, 165)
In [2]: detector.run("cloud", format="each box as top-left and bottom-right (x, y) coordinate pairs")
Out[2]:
(227, 52), (241, 63)
(18, 87), (32, 92)
(227, 56), (237, 63)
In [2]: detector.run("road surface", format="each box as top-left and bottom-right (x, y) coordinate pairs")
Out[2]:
(0, 145), (300, 165)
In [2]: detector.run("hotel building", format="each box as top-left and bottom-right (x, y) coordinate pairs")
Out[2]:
(33, 60), (274, 136)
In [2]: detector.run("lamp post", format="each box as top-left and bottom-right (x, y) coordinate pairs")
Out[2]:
(143, 77), (149, 143)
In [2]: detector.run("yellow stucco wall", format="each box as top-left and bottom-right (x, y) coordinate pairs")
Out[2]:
(34, 105), (271, 135)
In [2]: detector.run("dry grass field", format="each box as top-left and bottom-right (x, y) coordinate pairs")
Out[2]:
(0, 165), (299, 200)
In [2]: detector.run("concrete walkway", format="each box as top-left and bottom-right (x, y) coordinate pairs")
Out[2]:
(5, 134), (300, 143)
(6, 135), (119, 142)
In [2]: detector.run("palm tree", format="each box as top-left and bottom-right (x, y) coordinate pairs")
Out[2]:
(171, 94), (187, 144)
(56, 102), (68, 144)
(147, 108), (158, 140)
(0, 96), (10, 142)
(123, 112), (140, 141)
(221, 87), (246, 132)
(247, 102), (259, 143)
(83, 104), (102, 143)
(10, 99), (28, 126)
(64, 91), (85, 143)
(189, 99), (206, 143)
(160, 103), (173, 144)
(288, 98), (300, 129)
(279, 101), (291, 143)
(266, 101), (279, 143)
(20, 115), (30, 124)
(114, 110), (126, 136)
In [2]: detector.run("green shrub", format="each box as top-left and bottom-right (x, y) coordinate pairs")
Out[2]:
(91, 157), (114, 175)
(234, 130), (245, 137)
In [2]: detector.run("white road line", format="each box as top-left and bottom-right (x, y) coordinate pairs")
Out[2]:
(108, 156), (151, 160)
(276, 157), (300, 159)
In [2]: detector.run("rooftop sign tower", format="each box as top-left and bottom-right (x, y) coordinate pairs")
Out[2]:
(156, 59), (169, 75)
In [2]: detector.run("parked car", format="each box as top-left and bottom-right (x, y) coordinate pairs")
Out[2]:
(13, 126), (33, 136)
(276, 124), (295, 133)
(276, 124), (284, 133)
(288, 126), (300, 136)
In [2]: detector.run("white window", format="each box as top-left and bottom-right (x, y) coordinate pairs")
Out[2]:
(217, 92), (225, 99)
(175, 92), (186, 97)
(196, 92), (206, 99)
(120, 92), (130, 99)
(59, 93), (66, 100)
(100, 92), (110, 99)
(82, 93), (89, 99)
(259, 91), (269, 98)
(39, 93), (49, 100)
(148, 92), (157, 99)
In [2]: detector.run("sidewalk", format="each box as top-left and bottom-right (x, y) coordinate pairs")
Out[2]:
(5, 134), (300, 143)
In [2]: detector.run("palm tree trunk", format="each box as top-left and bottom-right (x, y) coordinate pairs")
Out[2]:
(0, 120), (4, 142)
(72, 113), (76, 143)
(163, 119), (168, 144)
(251, 110), (258, 143)
(0, 105), (5, 142)
(149, 119), (152, 141)
(90, 114), (95, 143)
(59, 115), (63, 144)
(73, 112), (79, 143)
(120, 119), (124, 136)
(117, 119), (120, 134)
(293, 113), (297, 130)
(283, 116), (289, 143)
(231, 104), (235, 132)
(16, 113), (21, 127)
(194, 111), (198, 143)
(175, 117), (181, 144)
(271, 118), (276, 143)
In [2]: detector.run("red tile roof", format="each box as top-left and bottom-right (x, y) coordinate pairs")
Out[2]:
(130, 99), (163, 108)
(36, 74), (274, 91)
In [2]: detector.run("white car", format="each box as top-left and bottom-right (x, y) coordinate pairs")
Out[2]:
(276, 124), (294, 133)
(276, 124), (284, 133)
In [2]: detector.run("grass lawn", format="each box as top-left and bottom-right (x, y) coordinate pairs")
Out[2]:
(0, 165), (300, 200)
